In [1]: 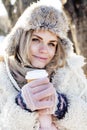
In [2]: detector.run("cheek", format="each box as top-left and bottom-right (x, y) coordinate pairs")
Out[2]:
(29, 44), (37, 54)
(49, 48), (56, 58)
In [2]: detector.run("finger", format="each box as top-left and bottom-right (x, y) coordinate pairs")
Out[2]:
(36, 100), (54, 109)
(34, 85), (55, 100)
(38, 109), (50, 115)
(51, 94), (55, 102)
(21, 89), (35, 110)
(31, 84), (49, 94)
(27, 77), (49, 88)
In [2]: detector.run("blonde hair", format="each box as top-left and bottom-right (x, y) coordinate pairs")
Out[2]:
(46, 38), (66, 75)
(14, 29), (66, 76)
(14, 29), (33, 66)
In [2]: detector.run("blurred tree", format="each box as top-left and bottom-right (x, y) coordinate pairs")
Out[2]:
(2, 0), (38, 27)
(61, 0), (87, 76)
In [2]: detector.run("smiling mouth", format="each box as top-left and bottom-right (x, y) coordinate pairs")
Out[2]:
(33, 55), (48, 61)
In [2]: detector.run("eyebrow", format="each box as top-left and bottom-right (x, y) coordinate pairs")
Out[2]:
(33, 34), (43, 40)
(32, 34), (58, 43)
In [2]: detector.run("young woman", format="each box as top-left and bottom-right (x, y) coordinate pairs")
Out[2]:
(0, 1), (87, 130)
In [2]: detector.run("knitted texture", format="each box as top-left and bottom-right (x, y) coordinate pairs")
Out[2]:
(54, 92), (69, 119)
(15, 91), (32, 112)
(15, 91), (68, 119)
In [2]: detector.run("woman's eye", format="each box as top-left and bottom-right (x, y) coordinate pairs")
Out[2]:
(49, 43), (56, 47)
(32, 38), (39, 42)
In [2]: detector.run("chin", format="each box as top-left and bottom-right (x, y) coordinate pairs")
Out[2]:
(33, 64), (46, 69)
(31, 61), (47, 68)
(35, 66), (45, 69)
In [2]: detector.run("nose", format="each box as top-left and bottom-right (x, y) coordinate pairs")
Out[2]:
(39, 44), (48, 53)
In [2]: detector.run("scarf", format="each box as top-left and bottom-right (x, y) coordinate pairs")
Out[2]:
(8, 56), (54, 88)
(8, 56), (38, 88)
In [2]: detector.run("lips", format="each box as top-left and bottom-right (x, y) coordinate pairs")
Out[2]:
(33, 55), (48, 61)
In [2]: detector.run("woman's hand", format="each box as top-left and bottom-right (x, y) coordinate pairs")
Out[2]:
(21, 77), (56, 111)
(38, 92), (69, 117)
(38, 94), (56, 115)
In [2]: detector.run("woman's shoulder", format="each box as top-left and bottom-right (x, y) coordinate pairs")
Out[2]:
(55, 53), (86, 81)
(52, 53), (87, 90)
(66, 53), (87, 80)
(66, 53), (85, 69)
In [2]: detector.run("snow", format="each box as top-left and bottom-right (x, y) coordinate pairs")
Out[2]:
(0, 35), (4, 42)
(0, 36), (5, 55)
(0, 0), (8, 16)
(10, 0), (16, 5)
(0, 0), (16, 17)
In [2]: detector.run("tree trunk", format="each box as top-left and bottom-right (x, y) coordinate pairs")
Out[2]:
(61, 0), (87, 76)
(2, 0), (37, 27)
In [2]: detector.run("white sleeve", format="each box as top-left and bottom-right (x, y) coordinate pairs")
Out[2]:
(0, 62), (39, 130)
(53, 54), (87, 130)
(58, 95), (87, 130)
(0, 94), (39, 130)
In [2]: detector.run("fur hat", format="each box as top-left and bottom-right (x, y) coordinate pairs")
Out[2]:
(5, 0), (73, 56)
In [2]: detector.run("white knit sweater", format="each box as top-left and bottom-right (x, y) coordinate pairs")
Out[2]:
(0, 53), (87, 130)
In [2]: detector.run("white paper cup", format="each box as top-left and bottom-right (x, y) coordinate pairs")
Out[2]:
(25, 69), (48, 82)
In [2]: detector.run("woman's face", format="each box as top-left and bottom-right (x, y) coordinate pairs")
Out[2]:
(29, 30), (58, 68)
